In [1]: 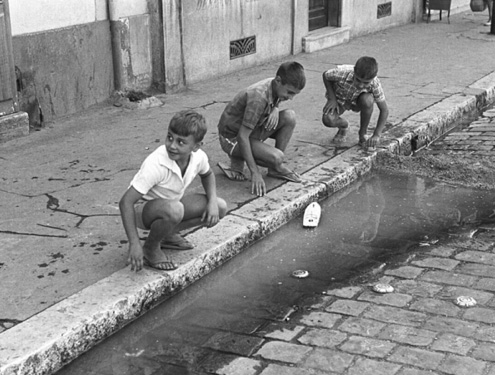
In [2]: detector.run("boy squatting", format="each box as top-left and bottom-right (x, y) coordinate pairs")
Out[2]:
(322, 56), (389, 150)
(217, 61), (306, 197)
(119, 110), (227, 271)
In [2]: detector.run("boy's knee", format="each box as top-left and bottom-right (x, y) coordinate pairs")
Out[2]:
(357, 93), (374, 109)
(265, 148), (285, 168)
(279, 109), (296, 128)
(218, 198), (228, 218)
(156, 200), (184, 223)
(322, 113), (337, 128)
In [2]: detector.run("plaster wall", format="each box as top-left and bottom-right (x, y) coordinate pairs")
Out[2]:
(9, 0), (155, 121)
(342, 0), (471, 38)
(341, 0), (415, 37)
(178, 0), (294, 85)
(12, 21), (114, 121)
(10, 0), (108, 36)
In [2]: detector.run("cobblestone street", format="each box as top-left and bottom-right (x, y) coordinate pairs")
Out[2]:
(435, 108), (495, 158)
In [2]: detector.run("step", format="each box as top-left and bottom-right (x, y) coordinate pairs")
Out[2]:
(0, 112), (29, 143)
(302, 26), (350, 53)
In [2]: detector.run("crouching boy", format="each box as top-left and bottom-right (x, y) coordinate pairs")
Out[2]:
(119, 110), (227, 271)
(322, 56), (389, 150)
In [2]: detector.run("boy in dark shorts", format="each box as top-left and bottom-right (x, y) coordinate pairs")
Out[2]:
(322, 56), (389, 150)
(217, 61), (306, 197)
(119, 110), (227, 271)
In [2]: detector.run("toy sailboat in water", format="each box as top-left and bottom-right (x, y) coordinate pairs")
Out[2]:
(303, 202), (321, 228)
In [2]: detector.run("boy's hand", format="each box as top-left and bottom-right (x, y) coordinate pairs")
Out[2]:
(127, 242), (144, 272)
(251, 171), (266, 197)
(323, 99), (338, 115)
(366, 134), (381, 148)
(202, 200), (220, 227)
(264, 107), (279, 131)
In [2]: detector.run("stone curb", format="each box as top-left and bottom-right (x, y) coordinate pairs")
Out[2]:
(1, 77), (494, 375)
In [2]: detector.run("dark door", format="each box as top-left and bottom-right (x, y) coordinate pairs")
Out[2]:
(0, 0), (17, 116)
(309, 0), (328, 31)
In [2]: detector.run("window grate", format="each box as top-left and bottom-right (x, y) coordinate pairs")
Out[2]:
(377, 2), (392, 18)
(230, 36), (256, 60)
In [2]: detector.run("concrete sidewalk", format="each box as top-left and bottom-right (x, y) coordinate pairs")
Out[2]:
(1, 11), (495, 375)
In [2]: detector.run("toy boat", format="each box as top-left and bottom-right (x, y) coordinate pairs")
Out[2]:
(303, 202), (321, 228)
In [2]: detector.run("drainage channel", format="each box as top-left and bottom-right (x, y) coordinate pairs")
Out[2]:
(56, 169), (495, 375)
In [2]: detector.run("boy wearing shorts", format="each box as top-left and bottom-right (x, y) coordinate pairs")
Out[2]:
(119, 110), (227, 271)
(218, 61), (306, 197)
(322, 56), (389, 150)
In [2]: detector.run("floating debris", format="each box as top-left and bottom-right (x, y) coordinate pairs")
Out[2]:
(372, 283), (394, 293)
(454, 296), (477, 307)
(280, 305), (299, 321)
(125, 349), (144, 357)
(292, 270), (309, 279)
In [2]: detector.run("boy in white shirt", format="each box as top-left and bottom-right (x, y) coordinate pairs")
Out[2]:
(119, 110), (227, 271)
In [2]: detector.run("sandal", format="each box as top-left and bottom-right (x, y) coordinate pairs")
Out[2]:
(143, 257), (178, 271)
(160, 233), (194, 251)
(332, 129), (348, 144)
(218, 162), (246, 181)
(267, 169), (302, 183)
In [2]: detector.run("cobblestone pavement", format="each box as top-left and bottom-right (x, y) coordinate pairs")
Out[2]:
(434, 108), (495, 158)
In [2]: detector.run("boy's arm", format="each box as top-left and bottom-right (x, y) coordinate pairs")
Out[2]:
(322, 71), (338, 114)
(367, 100), (389, 148)
(200, 169), (220, 227)
(237, 125), (266, 197)
(119, 186), (145, 272)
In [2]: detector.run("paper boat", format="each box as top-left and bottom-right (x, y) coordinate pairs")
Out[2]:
(303, 202), (321, 228)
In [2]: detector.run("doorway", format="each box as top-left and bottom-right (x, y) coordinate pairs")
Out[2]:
(308, 0), (340, 31)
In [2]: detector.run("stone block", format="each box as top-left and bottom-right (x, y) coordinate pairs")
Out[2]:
(378, 324), (436, 346)
(0, 112), (29, 143)
(388, 346), (444, 370)
(255, 341), (311, 364)
(302, 27), (350, 53)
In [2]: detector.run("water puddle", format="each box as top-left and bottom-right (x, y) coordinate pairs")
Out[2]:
(57, 171), (495, 375)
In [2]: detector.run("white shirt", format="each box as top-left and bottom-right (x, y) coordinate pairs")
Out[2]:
(130, 145), (210, 201)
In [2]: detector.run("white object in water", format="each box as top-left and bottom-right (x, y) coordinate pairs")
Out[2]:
(454, 296), (477, 307)
(303, 202), (321, 228)
(292, 270), (310, 279)
(372, 283), (394, 293)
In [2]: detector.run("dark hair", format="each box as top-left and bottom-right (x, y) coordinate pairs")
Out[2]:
(276, 61), (306, 90)
(354, 56), (378, 80)
(168, 110), (207, 142)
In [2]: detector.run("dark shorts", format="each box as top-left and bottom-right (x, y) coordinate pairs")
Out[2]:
(219, 127), (271, 157)
(219, 134), (238, 156)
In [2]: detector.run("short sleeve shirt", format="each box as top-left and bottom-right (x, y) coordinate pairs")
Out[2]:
(323, 65), (386, 110)
(130, 145), (210, 201)
(217, 78), (278, 139)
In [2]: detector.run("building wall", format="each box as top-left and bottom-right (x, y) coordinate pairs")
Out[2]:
(13, 22), (114, 120)
(6, 0), (473, 123)
(10, 0), (115, 122)
(342, 0), (470, 38)
(164, 0), (297, 87)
